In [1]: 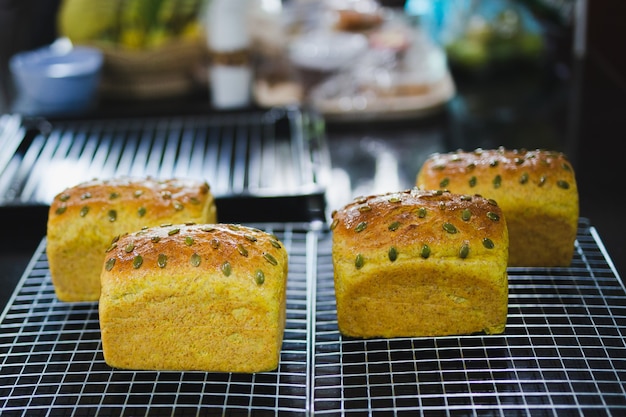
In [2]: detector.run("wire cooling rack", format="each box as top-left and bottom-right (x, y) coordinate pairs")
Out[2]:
(1, 219), (625, 417)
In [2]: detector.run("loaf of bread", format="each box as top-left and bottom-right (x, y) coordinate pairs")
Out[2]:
(99, 223), (288, 373)
(46, 177), (217, 302)
(331, 188), (509, 338)
(416, 147), (579, 267)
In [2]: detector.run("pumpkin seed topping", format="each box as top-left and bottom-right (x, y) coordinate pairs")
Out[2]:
(482, 238), (495, 249)
(237, 244), (249, 257)
(487, 199), (498, 206)
(161, 191), (172, 199)
(244, 234), (258, 242)
(134, 190), (144, 198)
(80, 192), (91, 200)
(520, 173), (529, 184)
(330, 219), (339, 230)
(168, 228), (180, 236)
(185, 236), (194, 246)
(80, 206), (89, 217)
(255, 269), (265, 285)
(60, 193), (70, 202)
(228, 224), (241, 231)
(264, 253), (278, 266)
(459, 243), (470, 259)
(355, 254), (364, 269)
(270, 240), (282, 249)
(109, 192), (120, 200)
(138, 207), (146, 217)
(355, 221), (367, 233)
(190, 253), (201, 267)
(108, 210), (117, 222)
(112, 235), (121, 244)
(173, 201), (184, 211)
(358, 205), (372, 212)
(105, 243), (117, 253)
(420, 244), (431, 259)
(557, 180), (570, 189)
(490, 160), (499, 167)
(388, 246), (398, 262)
(469, 176), (477, 187)
(160, 223), (173, 227)
(438, 202), (446, 210)
(105, 258), (115, 271)
(487, 212), (500, 221)
(201, 226), (215, 232)
(439, 178), (449, 188)
(417, 207), (427, 218)
(388, 221), (400, 231)
(189, 197), (200, 205)
(443, 222), (457, 234)
(461, 209), (472, 221)
(514, 157), (525, 165)
(222, 262), (232, 277)
(133, 255), (143, 269)
(157, 254), (167, 268)
(538, 176), (547, 186)
(355, 196), (367, 204)
(460, 195), (472, 201)
(210, 238), (220, 249)
(124, 242), (135, 253)
(493, 175), (502, 188)
(562, 162), (571, 171)
(55, 205), (67, 215)
(151, 236), (161, 243)
(389, 196), (401, 203)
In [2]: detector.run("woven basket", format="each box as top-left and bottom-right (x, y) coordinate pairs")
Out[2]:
(95, 38), (209, 100)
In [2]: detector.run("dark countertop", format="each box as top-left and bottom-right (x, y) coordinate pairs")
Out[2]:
(1, 2), (625, 313)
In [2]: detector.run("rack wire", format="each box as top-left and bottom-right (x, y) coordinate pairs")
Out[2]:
(1, 219), (625, 416)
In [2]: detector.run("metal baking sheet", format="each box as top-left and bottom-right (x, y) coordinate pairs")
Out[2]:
(0, 107), (330, 223)
(1, 219), (625, 416)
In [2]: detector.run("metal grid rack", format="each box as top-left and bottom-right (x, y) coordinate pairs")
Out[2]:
(1, 219), (626, 416)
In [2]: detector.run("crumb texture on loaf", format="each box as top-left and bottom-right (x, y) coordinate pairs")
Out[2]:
(331, 188), (509, 339)
(416, 147), (579, 267)
(46, 177), (217, 302)
(99, 223), (288, 373)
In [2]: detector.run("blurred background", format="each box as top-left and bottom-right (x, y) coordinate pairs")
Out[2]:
(0, 0), (592, 115)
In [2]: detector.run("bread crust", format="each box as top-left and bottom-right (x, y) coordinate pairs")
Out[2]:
(331, 188), (509, 338)
(46, 177), (217, 301)
(416, 148), (579, 266)
(99, 223), (288, 373)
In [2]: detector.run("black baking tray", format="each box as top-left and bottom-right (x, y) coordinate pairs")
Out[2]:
(1, 219), (625, 416)
(0, 107), (330, 225)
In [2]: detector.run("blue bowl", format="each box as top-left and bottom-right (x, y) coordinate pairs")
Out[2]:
(9, 43), (103, 116)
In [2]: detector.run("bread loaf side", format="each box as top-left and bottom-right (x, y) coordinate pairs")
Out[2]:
(331, 188), (509, 338)
(99, 223), (288, 373)
(46, 177), (217, 301)
(416, 148), (579, 266)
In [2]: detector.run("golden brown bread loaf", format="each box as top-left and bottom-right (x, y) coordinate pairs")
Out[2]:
(46, 177), (217, 302)
(331, 188), (509, 338)
(99, 223), (288, 373)
(416, 147), (579, 267)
